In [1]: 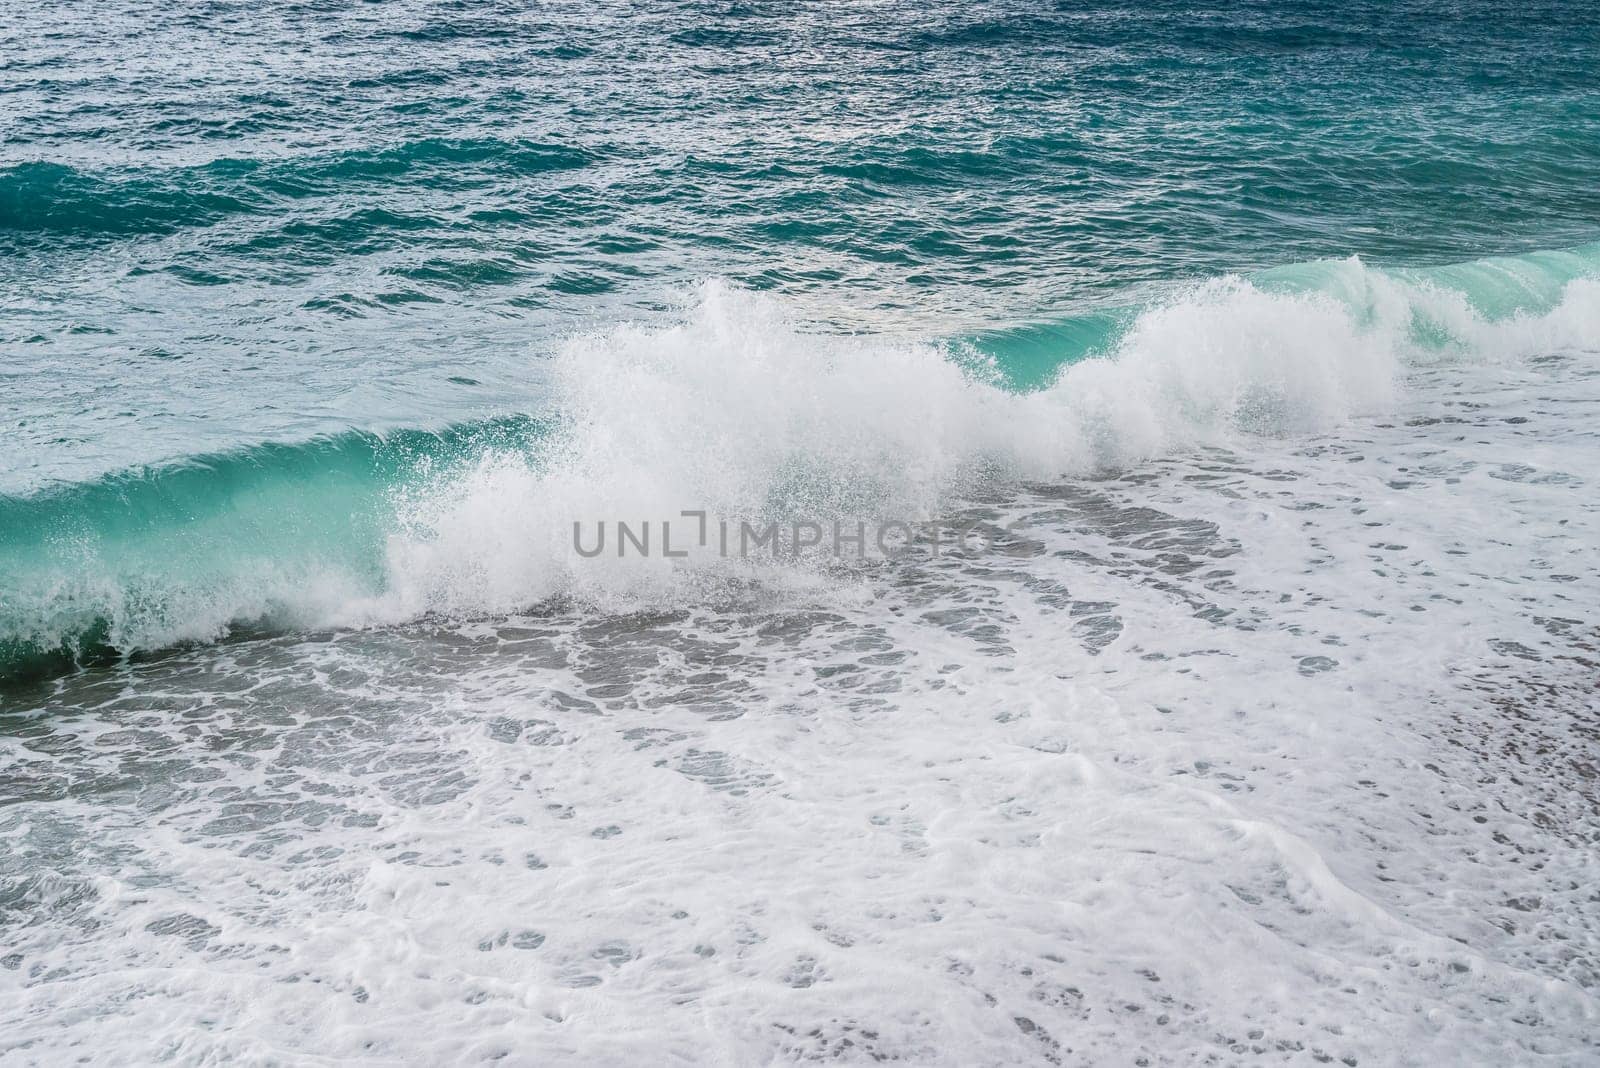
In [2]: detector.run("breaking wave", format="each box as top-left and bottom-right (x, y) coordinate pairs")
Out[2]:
(3, 243), (1598, 682)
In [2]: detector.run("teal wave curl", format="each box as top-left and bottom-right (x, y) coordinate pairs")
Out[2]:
(0, 417), (549, 685)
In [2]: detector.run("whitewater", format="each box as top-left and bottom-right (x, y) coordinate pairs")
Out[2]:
(5, 246), (1599, 675)
(4, 247), (1600, 1063)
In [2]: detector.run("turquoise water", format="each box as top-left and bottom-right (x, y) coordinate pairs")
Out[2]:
(5, 0), (1600, 489)
(4, 4), (1600, 1062)
(4, 1), (1600, 677)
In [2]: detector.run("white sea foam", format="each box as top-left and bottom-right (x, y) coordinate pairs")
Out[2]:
(5, 256), (1596, 669)
(6, 338), (1598, 1063)
(378, 266), (1600, 620)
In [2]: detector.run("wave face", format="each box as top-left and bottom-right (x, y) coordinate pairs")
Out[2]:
(4, 245), (1597, 683)
(0, 420), (546, 679)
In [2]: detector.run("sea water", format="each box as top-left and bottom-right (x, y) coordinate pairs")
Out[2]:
(2, 1), (1599, 1062)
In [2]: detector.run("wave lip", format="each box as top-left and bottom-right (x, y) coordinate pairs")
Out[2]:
(3, 243), (1599, 684)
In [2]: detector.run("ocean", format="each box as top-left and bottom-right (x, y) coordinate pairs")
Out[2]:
(2, 0), (1598, 1062)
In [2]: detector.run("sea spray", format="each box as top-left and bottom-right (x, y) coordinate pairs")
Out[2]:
(4, 247), (1598, 682)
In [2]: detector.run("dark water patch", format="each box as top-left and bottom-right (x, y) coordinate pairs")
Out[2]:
(0, 138), (595, 244)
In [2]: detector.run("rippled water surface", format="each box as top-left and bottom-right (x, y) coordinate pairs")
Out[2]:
(5, 0), (1600, 484)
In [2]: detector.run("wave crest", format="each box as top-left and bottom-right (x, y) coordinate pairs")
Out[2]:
(4, 245), (1598, 681)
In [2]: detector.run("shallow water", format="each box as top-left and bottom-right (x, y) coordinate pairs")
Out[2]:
(5, 351), (1599, 1062)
